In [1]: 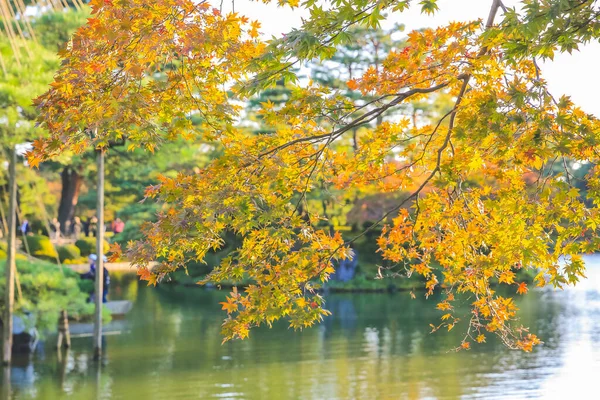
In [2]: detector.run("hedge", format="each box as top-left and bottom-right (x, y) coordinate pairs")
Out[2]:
(22, 235), (58, 262)
(75, 237), (111, 257)
(57, 244), (82, 263)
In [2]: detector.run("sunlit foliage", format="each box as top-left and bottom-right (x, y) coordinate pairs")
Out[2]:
(31, 0), (600, 351)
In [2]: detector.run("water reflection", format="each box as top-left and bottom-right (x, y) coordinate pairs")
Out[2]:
(2, 256), (600, 399)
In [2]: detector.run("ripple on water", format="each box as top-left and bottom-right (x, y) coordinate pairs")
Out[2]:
(3, 256), (600, 399)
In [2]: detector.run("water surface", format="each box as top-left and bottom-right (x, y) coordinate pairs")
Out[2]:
(2, 255), (600, 399)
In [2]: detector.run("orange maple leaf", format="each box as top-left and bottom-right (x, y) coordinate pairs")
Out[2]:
(516, 282), (528, 295)
(107, 242), (122, 262)
(220, 297), (238, 314)
(347, 78), (359, 91)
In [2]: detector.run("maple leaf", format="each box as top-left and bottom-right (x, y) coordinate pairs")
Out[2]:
(27, 154), (42, 169)
(498, 271), (516, 285)
(137, 267), (151, 281)
(516, 282), (528, 295)
(107, 242), (123, 262)
(146, 273), (158, 287)
(220, 297), (238, 314)
(347, 79), (359, 91)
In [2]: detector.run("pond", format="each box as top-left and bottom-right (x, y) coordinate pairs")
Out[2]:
(2, 255), (600, 399)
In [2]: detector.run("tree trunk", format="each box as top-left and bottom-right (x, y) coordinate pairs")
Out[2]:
(57, 166), (82, 235)
(374, 41), (383, 128)
(412, 109), (418, 129)
(93, 149), (105, 360)
(2, 147), (17, 366)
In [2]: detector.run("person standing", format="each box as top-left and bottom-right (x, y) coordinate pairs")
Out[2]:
(20, 219), (30, 235)
(79, 254), (110, 303)
(50, 218), (61, 240)
(73, 217), (83, 240)
(113, 218), (125, 235)
(89, 216), (98, 237)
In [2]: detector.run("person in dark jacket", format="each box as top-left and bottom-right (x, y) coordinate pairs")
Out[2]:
(20, 219), (31, 235)
(80, 254), (110, 303)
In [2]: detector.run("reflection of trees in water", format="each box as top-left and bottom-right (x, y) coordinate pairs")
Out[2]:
(107, 271), (139, 301)
(1, 366), (10, 399)
(321, 295), (358, 337)
(5, 272), (599, 399)
(312, 289), (572, 399)
(2, 342), (98, 399)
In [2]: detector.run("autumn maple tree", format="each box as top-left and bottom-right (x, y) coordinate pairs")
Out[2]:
(30, 0), (600, 351)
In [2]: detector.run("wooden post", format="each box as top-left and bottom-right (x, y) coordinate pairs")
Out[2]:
(0, 194), (8, 238)
(57, 347), (70, 391)
(2, 147), (17, 366)
(56, 310), (71, 349)
(1, 364), (10, 399)
(93, 148), (105, 360)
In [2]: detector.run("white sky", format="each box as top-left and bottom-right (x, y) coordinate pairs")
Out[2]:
(220, 0), (600, 116)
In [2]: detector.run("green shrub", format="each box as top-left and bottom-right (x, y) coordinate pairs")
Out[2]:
(27, 220), (47, 236)
(23, 235), (58, 262)
(0, 250), (30, 261)
(75, 237), (111, 257)
(112, 202), (160, 246)
(77, 277), (95, 294)
(57, 244), (81, 262)
(0, 241), (37, 260)
(0, 259), (109, 337)
(113, 219), (144, 245)
(63, 258), (87, 264)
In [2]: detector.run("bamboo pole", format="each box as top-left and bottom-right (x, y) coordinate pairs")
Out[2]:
(0, 52), (6, 77)
(58, 0), (70, 12)
(2, 147), (17, 366)
(6, 0), (33, 58)
(93, 147), (105, 360)
(72, 0), (85, 11)
(15, 203), (31, 256)
(0, 0), (22, 67)
(14, 0), (38, 43)
(0, 192), (8, 237)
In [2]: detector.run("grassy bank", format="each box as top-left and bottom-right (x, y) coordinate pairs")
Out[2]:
(0, 258), (110, 336)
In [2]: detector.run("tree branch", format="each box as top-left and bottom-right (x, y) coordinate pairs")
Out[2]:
(256, 81), (453, 161)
